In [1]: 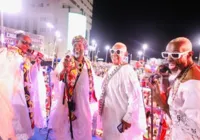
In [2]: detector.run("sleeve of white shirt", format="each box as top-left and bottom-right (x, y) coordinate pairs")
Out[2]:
(182, 81), (200, 128)
(90, 61), (102, 101)
(122, 65), (142, 124)
(50, 59), (65, 110)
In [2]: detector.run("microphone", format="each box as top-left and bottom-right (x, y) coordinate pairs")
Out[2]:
(158, 63), (171, 74)
(149, 74), (161, 84)
(149, 64), (170, 84)
(27, 49), (34, 54)
(27, 49), (44, 61)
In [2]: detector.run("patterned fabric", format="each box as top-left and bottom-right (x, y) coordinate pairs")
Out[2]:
(43, 68), (52, 118)
(72, 35), (88, 49)
(59, 56), (96, 121)
(18, 49), (35, 129)
(45, 83), (51, 117)
(84, 57), (96, 102)
(172, 111), (200, 139)
(61, 56), (77, 101)
(61, 56), (96, 102)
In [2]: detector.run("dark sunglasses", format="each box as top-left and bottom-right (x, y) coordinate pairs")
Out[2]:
(21, 40), (32, 47)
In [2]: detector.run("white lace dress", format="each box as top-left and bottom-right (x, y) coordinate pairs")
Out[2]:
(168, 80), (200, 140)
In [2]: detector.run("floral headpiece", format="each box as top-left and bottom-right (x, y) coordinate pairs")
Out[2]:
(72, 35), (88, 49)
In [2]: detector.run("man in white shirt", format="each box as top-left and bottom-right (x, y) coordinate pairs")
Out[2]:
(0, 34), (46, 140)
(151, 37), (200, 140)
(99, 42), (147, 140)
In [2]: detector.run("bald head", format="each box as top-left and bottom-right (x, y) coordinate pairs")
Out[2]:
(112, 42), (127, 52)
(16, 34), (32, 45)
(166, 37), (192, 52)
(111, 42), (128, 65)
(165, 37), (194, 70)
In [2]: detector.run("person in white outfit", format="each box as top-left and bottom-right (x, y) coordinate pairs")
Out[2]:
(49, 35), (97, 140)
(0, 34), (46, 140)
(151, 37), (200, 140)
(99, 42), (147, 140)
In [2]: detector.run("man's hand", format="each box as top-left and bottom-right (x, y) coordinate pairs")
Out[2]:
(63, 55), (72, 72)
(59, 69), (67, 81)
(148, 78), (171, 117)
(122, 119), (131, 132)
(148, 79), (161, 96)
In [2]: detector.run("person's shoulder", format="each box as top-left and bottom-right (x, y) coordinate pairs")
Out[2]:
(0, 47), (7, 53)
(121, 64), (134, 71)
(181, 80), (200, 95)
(120, 64), (138, 77)
(190, 65), (200, 80)
(182, 65), (200, 83)
(84, 56), (91, 63)
(0, 46), (16, 52)
(0, 46), (21, 56)
(8, 46), (19, 52)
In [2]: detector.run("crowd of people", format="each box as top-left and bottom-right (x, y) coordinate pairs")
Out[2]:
(0, 33), (200, 140)
(91, 62), (112, 77)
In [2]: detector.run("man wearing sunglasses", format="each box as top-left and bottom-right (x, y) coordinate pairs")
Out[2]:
(151, 37), (200, 139)
(99, 42), (146, 140)
(0, 34), (47, 140)
(16, 34), (32, 53)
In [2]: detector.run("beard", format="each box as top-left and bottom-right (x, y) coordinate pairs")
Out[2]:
(168, 60), (183, 71)
(74, 52), (80, 58)
(74, 51), (84, 58)
(169, 69), (181, 84)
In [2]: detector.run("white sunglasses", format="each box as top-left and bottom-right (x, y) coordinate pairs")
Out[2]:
(161, 51), (190, 60)
(110, 49), (125, 55)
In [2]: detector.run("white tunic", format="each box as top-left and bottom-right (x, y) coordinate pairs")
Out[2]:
(102, 65), (147, 140)
(30, 63), (47, 128)
(168, 80), (200, 140)
(0, 47), (33, 140)
(49, 59), (96, 140)
(0, 48), (16, 140)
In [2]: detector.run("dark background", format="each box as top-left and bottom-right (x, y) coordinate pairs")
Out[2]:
(91, 0), (200, 61)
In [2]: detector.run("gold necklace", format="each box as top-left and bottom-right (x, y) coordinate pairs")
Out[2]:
(171, 63), (194, 102)
(75, 60), (84, 74)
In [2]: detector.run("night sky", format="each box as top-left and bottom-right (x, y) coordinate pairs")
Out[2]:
(91, 0), (200, 61)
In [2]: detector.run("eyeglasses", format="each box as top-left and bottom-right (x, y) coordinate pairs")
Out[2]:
(110, 49), (125, 55)
(161, 51), (190, 60)
(21, 40), (32, 47)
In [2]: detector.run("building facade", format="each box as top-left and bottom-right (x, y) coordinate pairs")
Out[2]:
(3, 0), (94, 58)
(0, 27), (44, 51)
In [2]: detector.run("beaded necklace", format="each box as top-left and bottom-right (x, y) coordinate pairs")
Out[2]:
(171, 63), (194, 102)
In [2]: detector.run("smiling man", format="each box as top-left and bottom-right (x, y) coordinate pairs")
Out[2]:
(0, 34), (47, 140)
(151, 37), (200, 140)
(99, 42), (146, 140)
(164, 37), (200, 140)
(49, 35), (97, 140)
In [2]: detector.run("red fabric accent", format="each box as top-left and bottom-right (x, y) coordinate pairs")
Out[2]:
(160, 92), (167, 104)
(160, 119), (168, 140)
(90, 91), (97, 102)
